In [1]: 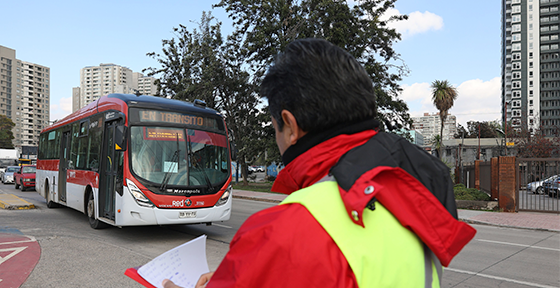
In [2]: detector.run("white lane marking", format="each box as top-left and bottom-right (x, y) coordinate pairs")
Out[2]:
(0, 246), (28, 265)
(477, 239), (560, 252)
(212, 223), (232, 229)
(445, 267), (558, 288)
(0, 235), (37, 246)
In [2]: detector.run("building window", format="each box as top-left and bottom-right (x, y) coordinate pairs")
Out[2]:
(513, 81), (521, 88)
(513, 109), (521, 117)
(512, 5), (521, 13)
(513, 62), (521, 69)
(513, 72), (521, 79)
(513, 24), (521, 32)
(512, 33), (522, 41)
(512, 43), (521, 51)
(513, 53), (521, 60)
(512, 15), (521, 22)
(512, 100), (521, 108)
(529, 81), (533, 87)
(513, 90), (521, 98)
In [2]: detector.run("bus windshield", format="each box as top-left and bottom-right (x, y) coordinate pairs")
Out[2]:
(130, 126), (229, 190)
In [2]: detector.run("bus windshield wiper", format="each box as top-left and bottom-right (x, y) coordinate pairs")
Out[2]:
(160, 134), (181, 191)
(187, 134), (214, 193)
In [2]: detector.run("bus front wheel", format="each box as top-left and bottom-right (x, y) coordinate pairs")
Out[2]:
(45, 183), (58, 208)
(87, 191), (107, 229)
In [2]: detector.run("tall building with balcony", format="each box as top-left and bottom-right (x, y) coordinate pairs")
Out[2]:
(72, 64), (157, 112)
(501, 0), (560, 136)
(133, 72), (157, 96)
(411, 112), (457, 143)
(0, 45), (50, 148)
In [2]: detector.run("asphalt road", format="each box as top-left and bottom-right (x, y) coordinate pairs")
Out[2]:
(0, 184), (558, 288)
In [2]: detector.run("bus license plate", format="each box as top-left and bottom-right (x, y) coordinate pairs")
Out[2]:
(179, 211), (196, 218)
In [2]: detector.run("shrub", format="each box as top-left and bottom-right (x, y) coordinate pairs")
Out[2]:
(453, 184), (492, 201)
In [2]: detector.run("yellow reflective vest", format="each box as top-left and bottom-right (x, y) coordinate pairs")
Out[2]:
(281, 179), (442, 288)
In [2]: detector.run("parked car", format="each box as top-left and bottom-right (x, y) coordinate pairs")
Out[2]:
(1, 166), (20, 184)
(14, 165), (36, 191)
(543, 175), (560, 198)
(527, 175), (558, 194)
(248, 166), (257, 174)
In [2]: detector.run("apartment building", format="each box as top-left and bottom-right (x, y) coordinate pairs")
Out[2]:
(501, 0), (560, 136)
(412, 112), (458, 142)
(133, 72), (157, 96)
(72, 64), (157, 112)
(0, 45), (50, 148)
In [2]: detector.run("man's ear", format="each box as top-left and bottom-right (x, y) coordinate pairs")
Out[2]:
(281, 110), (307, 145)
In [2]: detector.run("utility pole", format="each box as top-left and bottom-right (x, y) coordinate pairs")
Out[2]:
(477, 123), (481, 160)
(504, 101), (508, 156)
(459, 132), (464, 185)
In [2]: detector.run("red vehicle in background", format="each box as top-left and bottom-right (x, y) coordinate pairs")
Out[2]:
(14, 165), (36, 191)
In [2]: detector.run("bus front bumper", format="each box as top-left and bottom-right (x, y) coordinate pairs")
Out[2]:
(115, 187), (232, 226)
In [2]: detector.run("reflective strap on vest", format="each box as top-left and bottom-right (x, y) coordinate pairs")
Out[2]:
(281, 179), (441, 288)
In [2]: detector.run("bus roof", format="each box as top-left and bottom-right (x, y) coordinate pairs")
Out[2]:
(43, 94), (222, 133)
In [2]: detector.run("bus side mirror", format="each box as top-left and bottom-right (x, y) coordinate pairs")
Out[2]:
(115, 125), (127, 151)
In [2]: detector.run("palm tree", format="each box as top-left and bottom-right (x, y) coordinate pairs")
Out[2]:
(431, 134), (442, 158)
(431, 80), (458, 159)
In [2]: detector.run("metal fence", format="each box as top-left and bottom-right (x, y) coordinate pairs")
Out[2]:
(479, 161), (492, 194)
(516, 158), (560, 213)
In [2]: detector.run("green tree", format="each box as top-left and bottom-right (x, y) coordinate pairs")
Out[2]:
(0, 115), (15, 149)
(431, 80), (458, 159)
(144, 12), (267, 184)
(214, 0), (412, 129)
(455, 121), (500, 139)
(430, 134), (442, 158)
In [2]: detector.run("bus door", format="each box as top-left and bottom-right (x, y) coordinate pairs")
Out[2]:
(58, 130), (71, 203)
(99, 119), (124, 221)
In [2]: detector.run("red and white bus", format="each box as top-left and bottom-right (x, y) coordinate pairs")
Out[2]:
(37, 93), (233, 229)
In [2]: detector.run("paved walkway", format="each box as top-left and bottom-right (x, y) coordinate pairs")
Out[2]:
(233, 190), (560, 232)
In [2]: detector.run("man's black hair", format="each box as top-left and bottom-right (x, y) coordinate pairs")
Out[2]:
(261, 38), (376, 133)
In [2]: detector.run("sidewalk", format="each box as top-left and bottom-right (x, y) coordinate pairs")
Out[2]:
(233, 189), (560, 233)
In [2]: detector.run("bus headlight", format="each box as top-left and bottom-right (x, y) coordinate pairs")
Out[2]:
(126, 179), (154, 208)
(216, 185), (231, 206)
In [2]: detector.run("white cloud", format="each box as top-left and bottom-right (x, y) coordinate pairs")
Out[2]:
(401, 77), (502, 127)
(400, 82), (431, 102)
(384, 8), (444, 38)
(50, 97), (72, 122)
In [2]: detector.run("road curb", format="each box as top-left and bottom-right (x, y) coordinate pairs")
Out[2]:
(233, 195), (283, 203)
(0, 193), (35, 210)
(461, 218), (560, 233)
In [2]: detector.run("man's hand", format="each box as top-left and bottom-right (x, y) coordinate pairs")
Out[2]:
(162, 279), (182, 288)
(195, 272), (214, 288)
(162, 272), (214, 288)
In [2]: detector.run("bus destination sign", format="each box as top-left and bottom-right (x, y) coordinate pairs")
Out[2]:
(140, 110), (204, 126)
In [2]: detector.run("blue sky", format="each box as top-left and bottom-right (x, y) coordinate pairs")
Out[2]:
(1, 0), (501, 127)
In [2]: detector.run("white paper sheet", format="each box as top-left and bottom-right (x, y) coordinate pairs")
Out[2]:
(138, 235), (209, 288)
